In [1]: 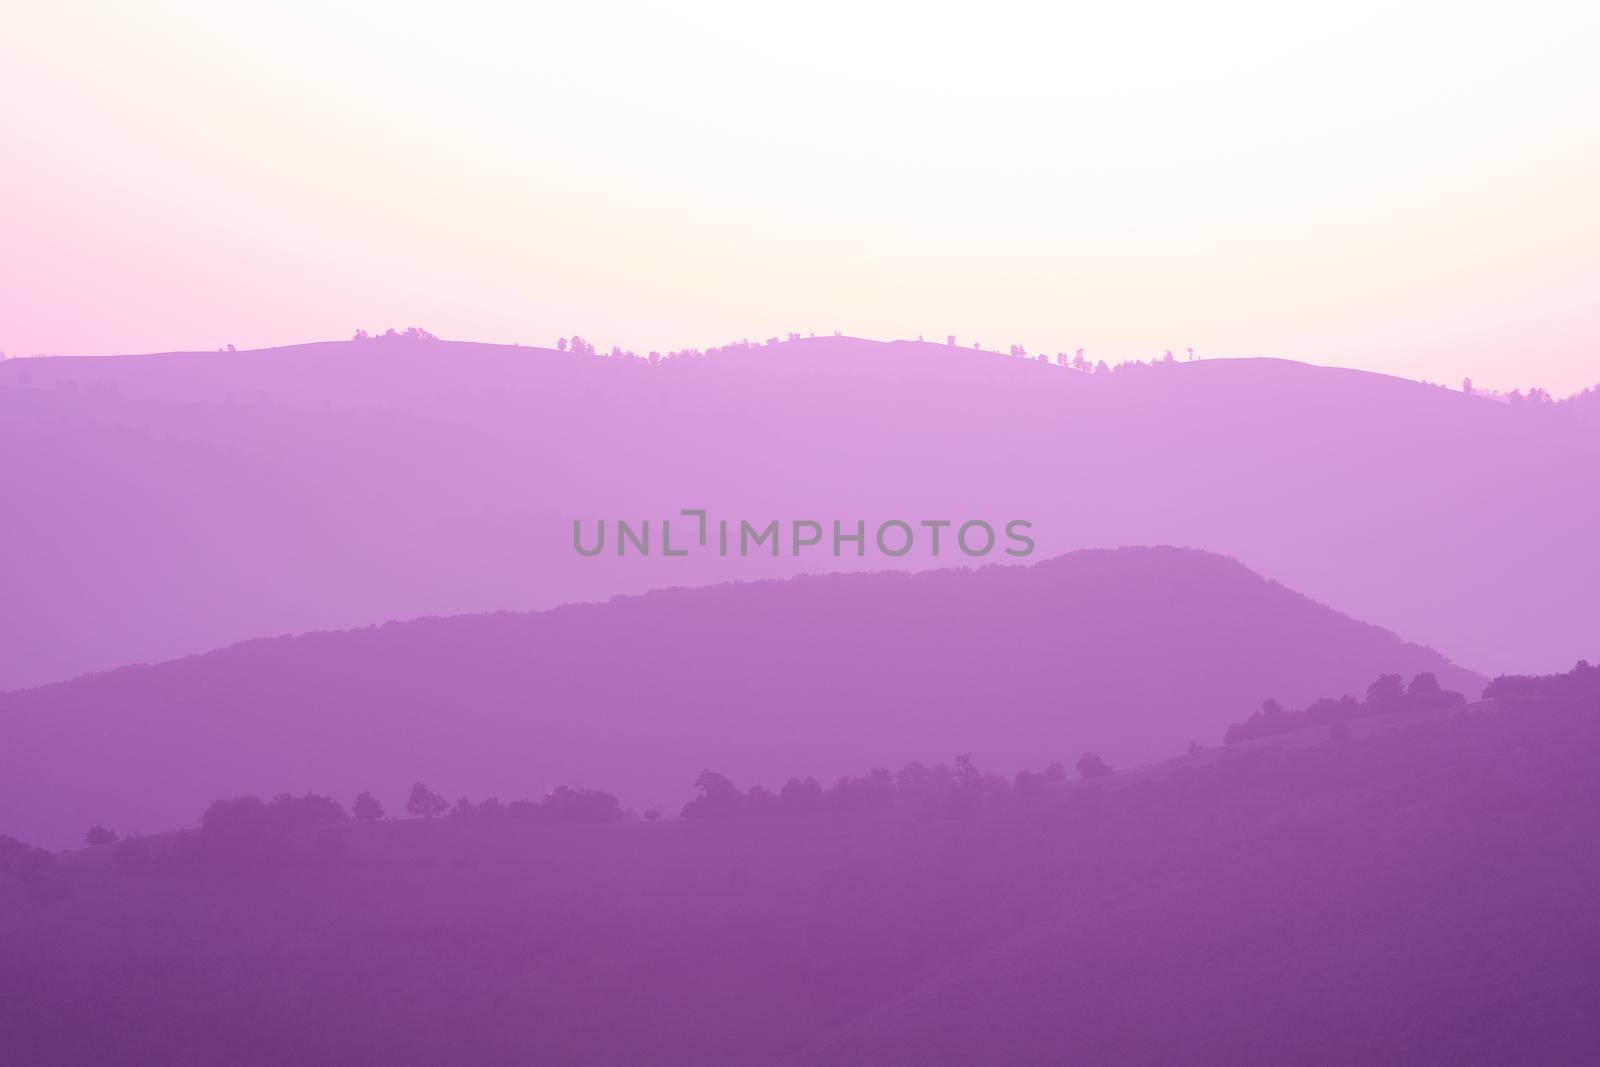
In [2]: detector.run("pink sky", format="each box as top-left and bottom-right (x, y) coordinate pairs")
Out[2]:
(2, 1), (1596, 395)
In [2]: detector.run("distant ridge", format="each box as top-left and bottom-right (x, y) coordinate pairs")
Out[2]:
(1, 333), (1593, 689)
(0, 547), (1480, 847)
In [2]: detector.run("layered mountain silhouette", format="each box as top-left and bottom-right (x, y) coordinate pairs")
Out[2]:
(3, 664), (1594, 1066)
(1, 335), (1593, 692)
(0, 547), (1478, 847)
(793, 693), (1600, 1067)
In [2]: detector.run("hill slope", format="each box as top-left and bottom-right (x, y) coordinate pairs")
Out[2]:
(796, 693), (1600, 1066)
(0, 335), (1595, 689)
(0, 547), (1478, 847)
(3, 675), (1596, 1066)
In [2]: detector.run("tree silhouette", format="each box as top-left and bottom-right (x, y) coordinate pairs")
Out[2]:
(779, 776), (823, 811)
(539, 786), (621, 822)
(1076, 752), (1114, 779)
(200, 795), (268, 835)
(407, 782), (448, 820)
(0, 834), (27, 873)
(353, 792), (385, 822)
(745, 784), (779, 813)
(1406, 671), (1451, 703)
(827, 768), (895, 811)
(85, 825), (118, 847)
(953, 753), (982, 790)
(682, 769), (743, 818)
(1365, 673), (1406, 709)
(12, 845), (65, 901)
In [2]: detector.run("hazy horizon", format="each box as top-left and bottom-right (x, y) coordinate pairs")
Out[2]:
(3, 7), (1597, 1063)
(5, 333), (1594, 694)
(5, 331), (1594, 401)
(4, 1), (1597, 396)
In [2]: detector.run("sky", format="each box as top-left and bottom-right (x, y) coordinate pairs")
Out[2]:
(2, 0), (1597, 395)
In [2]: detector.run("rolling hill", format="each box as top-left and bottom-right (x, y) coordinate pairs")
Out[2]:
(0, 335), (1594, 691)
(2, 666), (1595, 1066)
(0, 547), (1479, 848)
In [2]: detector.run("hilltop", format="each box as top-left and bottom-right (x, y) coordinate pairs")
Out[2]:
(1, 334), (1594, 690)
(0, 546), (1478, 848)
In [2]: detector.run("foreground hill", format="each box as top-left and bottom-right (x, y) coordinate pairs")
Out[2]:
(798, 669), (1600, 1066)
(1, 335), (1595, 689)
(0, 547), (1478, 847)
(2, 667), (1595, 1066)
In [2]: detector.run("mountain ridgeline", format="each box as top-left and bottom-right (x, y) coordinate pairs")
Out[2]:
(1, 335), (1595, 691)
(0, 547), (1478, 847)
(3, 660), (1596, 1066)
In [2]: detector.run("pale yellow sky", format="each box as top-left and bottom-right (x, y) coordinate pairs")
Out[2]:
(2, 0), (1597, 393)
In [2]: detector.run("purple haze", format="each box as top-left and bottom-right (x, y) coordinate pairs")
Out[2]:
(2, 334), (1597, 1065)
(1, 336), (1595, 692)
(0, 545), (1479, 847)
